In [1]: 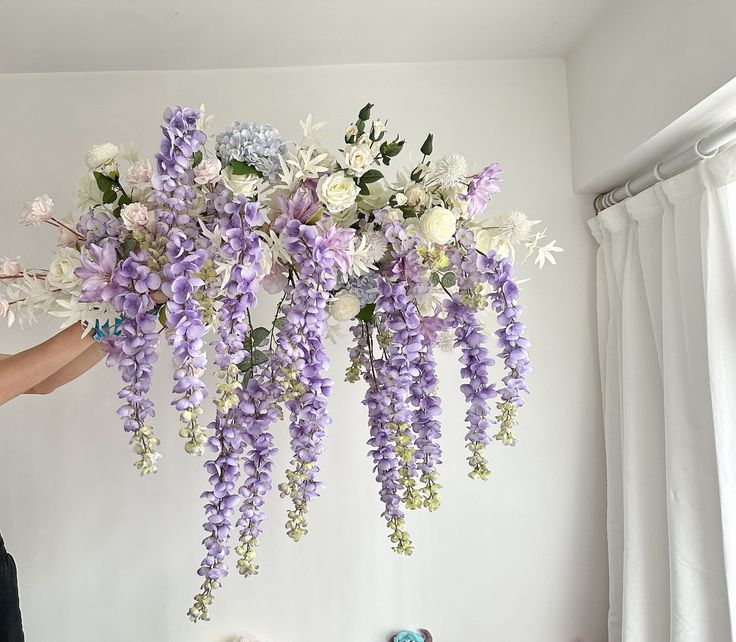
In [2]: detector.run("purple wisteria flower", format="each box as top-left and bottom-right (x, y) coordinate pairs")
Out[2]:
(151, 106), (212, 455)
(275, 220), (336, 542)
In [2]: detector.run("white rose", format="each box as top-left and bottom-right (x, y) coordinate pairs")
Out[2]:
(329, 292), (361, 321)
(393, 192), (408, 206)
(126, 159), (153, 192)
(373, 120), (386, 135)
(420, 207), (457, 245)
(345, 125), (359, 138)
(316, 172), (360, 213)
(0, 257), (21, 277)
(405, 184), (428, 208)
(85, 143), (119, 170)
(194, 157), (222, 185)
(47, 248), (81, 290)
(474, 227), (496, 254)
(385, 208), (404, 222)
(19, 194), (54, 226)
(262, 268), (288, 295)
(344, 143), (373, 177)
(121, 202), (155, 231)
(222, 167), (261, 198)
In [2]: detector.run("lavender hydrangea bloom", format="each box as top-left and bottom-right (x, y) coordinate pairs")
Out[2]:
(216, 121), (286, 179)
(275, 220), (336, 542)
(76, 209), (123, 248)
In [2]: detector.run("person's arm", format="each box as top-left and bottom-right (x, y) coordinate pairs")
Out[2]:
(25, 343), (105, 395)
(0, 322), (99, 406)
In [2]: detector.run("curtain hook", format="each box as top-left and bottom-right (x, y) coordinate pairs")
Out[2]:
(694, 140), (719, 160)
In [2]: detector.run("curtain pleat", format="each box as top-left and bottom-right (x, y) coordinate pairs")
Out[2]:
(590, 146), (736, 641)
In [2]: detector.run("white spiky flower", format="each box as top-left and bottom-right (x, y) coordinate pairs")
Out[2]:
(348, 229), (387, 275)
(434, 153), (468, 189)
(494, 211), (538, 245)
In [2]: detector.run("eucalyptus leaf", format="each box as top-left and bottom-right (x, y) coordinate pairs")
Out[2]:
(430, 272), (440, 286)
(250, 326), (270, 347)
(440, 272), (457, 288)
(251, 349), (269, 367)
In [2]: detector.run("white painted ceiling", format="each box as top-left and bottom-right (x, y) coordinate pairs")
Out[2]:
(0, 0), (612, 73)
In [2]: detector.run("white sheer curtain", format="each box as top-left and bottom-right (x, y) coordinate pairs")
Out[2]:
(589, 146), (736, 642)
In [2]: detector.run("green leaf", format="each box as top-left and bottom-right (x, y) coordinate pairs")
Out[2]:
(192, 150), (203, 168)
(102, 190), (117, 204)
(118, 194), (132, 207)
(238, 360), (253, 374)
(158, 305), (167, 327)
(273, 316), (287, 330)
(430, 272), (440, 286)
(229, 160), (262, 177)
(360, 169), (383, 184)
(356, 303), (376, 323)
(241, 369), (253, 385)
(93, 171), (116, 193)
(123, 238), (137, 254)
(251, 349), (269, 367)
(440, 272), (457, 288)
(250, 326), (270, 347)
(358, 102), (374, 121)
(420, 133), (434, 156)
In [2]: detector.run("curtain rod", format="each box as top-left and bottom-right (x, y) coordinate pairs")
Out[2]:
(594, 118), (736, 213)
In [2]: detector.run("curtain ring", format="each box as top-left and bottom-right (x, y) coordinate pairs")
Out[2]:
(623, 181), (633, 198)
(694, 140), (718, 160)
(653, 163), (665, 182)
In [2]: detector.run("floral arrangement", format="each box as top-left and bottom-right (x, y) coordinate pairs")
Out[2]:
(0, 104), (561, 621)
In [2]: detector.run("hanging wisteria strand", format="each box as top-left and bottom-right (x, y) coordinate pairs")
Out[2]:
(445, 240), (498, 479)
(479, 252), (531, 447)
(154, 106), (211, 456)
(7, 103), (562, 623)
(409, 336), (443, 510)
(189, 199), (265, 621)
(276, 220), (336, 542)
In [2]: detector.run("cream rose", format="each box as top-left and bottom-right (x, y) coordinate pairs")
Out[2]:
(222, 167), (261, 198)
(19, 194), (54, 226)
(126, 159), (153, 192)
(345, 125), (359, 138)
(0, 257), (21, 277)
(47, 248), (81, 290)
(85, 143), (119, 170)
(405, 184), (429, 208)
(316, 172), (360, 213)
(329, 292), (361, 321)
(474, 227), (497, 254)
(420, 206), (457, 245)
(344, 143), (373, 176)
(121, 203), (155, 231)
(194, 157), (222, 185)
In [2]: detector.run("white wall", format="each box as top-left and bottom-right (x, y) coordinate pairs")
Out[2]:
(567, 0), (736, 193)
(0, 60), (606, 642)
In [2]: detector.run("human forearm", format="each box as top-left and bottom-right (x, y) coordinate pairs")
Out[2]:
(0, 322), (95, 405)
(26, 342), (105, 395)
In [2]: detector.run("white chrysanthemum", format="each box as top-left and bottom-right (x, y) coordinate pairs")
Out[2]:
(348, 230), (387, 276)
(434, 153), (468, 189)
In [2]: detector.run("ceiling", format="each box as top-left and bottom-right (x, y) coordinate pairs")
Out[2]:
(0, 0), (612, 74)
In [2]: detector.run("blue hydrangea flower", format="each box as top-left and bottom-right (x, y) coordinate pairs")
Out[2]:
(394, 632), (425, 642)
(216, 121), (286, 179)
